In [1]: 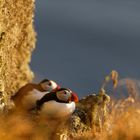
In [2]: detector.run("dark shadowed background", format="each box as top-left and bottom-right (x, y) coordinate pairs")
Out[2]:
(31, 0), (140, 98)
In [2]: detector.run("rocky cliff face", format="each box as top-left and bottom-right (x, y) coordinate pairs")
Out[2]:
(0, 0), (36, 109)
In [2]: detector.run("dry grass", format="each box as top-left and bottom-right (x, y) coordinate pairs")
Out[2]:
(74, 79), (140, 140)
(72, 105), (140, 140)
(0, 72), (140, 140)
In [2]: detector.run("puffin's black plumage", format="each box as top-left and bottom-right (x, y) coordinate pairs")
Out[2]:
(36, 88), (70, 110)
(39, 79), (49, 83)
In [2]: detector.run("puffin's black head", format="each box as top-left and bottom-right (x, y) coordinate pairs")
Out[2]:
(36, 88), (75, 110)
(39, 79), (60, 92)
(55, 88), (72, 102)
(56, 88), (79, 103)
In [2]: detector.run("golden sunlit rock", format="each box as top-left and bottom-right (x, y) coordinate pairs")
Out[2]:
(0, 0), (36, 109)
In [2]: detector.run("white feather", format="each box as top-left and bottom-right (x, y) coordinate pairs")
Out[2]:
(39, 101), (76, 118)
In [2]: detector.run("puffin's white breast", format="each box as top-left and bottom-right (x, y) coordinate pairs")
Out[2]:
(22, 89), (48, 110)
(39, 101), (76, 118)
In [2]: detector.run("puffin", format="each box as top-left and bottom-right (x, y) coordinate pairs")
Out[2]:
(36, 88), (79, 119)
(12, 79), (60, 111)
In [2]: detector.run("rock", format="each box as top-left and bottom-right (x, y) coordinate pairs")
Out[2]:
(69, 89), (110, 137)
(0, 0), (36, 110)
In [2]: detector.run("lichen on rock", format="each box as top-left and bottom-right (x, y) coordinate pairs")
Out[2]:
(0, 0), (36, 110)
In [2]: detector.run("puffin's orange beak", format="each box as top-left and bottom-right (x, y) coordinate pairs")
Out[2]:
(70, 92), (79, 103)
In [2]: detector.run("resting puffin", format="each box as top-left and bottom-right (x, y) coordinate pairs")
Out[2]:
(36, 88), (79, 118)
(12, 79), (60, 111)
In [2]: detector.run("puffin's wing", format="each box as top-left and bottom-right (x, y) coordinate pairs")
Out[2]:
(11, 84), (34, 100)
(36, 92), (56, 109)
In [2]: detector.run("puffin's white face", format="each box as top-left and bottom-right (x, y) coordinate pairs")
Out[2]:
(40, 80), (57, 92)
(56, 89), (72, 102)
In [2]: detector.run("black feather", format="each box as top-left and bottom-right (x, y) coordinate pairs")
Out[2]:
(39, 79), (49, 84)
(36, 91), (68, 110)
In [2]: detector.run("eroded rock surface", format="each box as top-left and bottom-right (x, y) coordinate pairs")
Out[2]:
(69, 89), (110, 138)
(0, 0), (36, 109)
